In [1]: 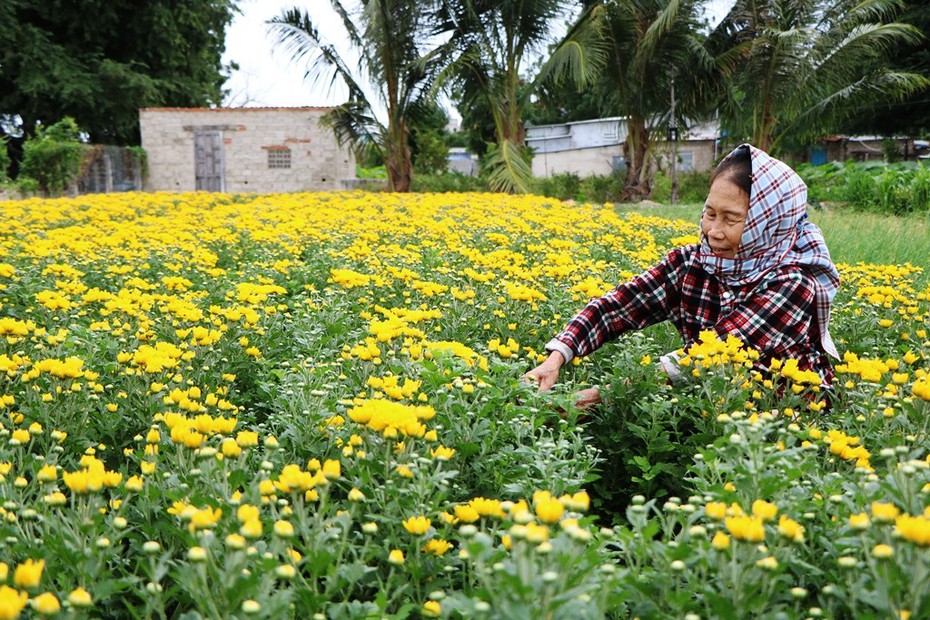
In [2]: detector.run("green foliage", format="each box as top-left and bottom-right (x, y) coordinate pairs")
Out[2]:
(531, 172), (584, 201)
(126, 146), (148, 180)
(0, 0), (238, 145)
(410, 103), (451, 175)
(482, 141), (534, 194)
(651, 169), (712, 204)
(19, 117), (88, 196)
(841, 0), (930, 136)
(412, 131), (449, 175)
(0, 136), (10, 183)
(710, 0), (928, 152)
(527, 171), (626, 204)
(582, 0), (712, 199)
(410, 172), (487, 193)
(357, 165), (388, 180)
(795, 161), (930, 215)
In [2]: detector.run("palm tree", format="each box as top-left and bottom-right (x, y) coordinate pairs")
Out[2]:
(268, 2), (446, 192)
(709, 0), (928, 153)
(589, 0), (713, 200)
(437, 0), (607, 193)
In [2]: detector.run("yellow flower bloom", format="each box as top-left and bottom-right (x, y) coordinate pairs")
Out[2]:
(13, 558), (43, 589)
(895, 514), (930, 546)
(705, 501), (727, 521)
(724, 515), (765, 542)
(534, 495), (565, 524)
(454, 505), (480, 523)
(751, 500), (778, 521)
(402, 516), (431, 536)
(849, 512), (871, 530)
(423, 539), (452, 556)
(873, 544), (894, 559)
(872, 502), (901, 523)
(777, 515), (805, 543)
(67, 587), (93, 608)
(711, 531), (731, 550)
(0, 585), (28, 618)
(240, 519), (263, 539)
(237, 504), (260, 523)
(273, 520), (295, 538)
(430, 445), (455, 460)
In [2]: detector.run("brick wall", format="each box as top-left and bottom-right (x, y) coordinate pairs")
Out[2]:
(139, 108), (356, 193)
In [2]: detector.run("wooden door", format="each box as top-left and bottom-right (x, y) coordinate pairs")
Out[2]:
(194, 131), (225, 191)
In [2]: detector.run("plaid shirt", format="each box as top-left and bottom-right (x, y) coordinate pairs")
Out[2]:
(547, 244), (834, 385)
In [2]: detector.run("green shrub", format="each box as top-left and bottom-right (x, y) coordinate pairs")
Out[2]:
(582, 172), (626, 203)
(651, 169), (711, 204)
(412, 130), (449, 175)
(797, 161), (930, 215)
(0, 137), (10, 183)
(19, 117), (88, 195)
(411, 172), (488, 193)
(356, 164), (387, 179)
(530, 172), (583, 201)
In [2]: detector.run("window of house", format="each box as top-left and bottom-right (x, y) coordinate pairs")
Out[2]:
(677, 150), (693, 172)
(267, 148), (292, 169)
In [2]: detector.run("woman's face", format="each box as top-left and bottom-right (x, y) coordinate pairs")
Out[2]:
(701, 177), (750, 259)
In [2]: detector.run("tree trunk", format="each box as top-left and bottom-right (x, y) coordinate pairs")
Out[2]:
(622, 116), (651, 201)
(385, 119), (412, 192)
(754, 100), (776, 153)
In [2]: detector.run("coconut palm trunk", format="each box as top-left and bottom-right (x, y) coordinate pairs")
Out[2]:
(624, 115), (651, 200)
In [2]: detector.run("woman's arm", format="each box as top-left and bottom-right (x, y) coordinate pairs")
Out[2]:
(546, 247), (691, 362)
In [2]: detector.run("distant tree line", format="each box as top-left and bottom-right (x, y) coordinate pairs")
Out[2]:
(269, 0), (927, 197)
(1, 0), (927, 198)
(0, 0), (238, 176)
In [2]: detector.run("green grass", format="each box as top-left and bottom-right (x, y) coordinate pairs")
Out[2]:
(617, 202), (930, 274)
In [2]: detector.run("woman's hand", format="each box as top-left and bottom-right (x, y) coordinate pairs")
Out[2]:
(522, 351), (565, 392)
(573, 387), (602, 410)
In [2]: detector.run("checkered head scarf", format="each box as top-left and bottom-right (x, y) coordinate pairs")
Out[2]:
(698, 144), (840, 358)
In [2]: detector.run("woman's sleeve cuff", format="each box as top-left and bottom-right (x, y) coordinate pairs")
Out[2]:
(659, 350), (683, 383)
(544, 339), (575, 364)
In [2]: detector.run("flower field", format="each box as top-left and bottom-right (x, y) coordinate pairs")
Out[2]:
(0, 191), (929, 619)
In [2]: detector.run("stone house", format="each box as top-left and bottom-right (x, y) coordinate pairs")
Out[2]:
(525, 116), (721, 178)
(139, 107), (356, 193)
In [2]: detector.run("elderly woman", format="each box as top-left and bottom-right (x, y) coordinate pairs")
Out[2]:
(525, 144), (840, 408)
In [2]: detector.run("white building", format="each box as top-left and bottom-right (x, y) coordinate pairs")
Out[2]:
(526, 117), (721, 177)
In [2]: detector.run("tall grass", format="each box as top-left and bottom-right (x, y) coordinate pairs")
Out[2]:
(618, 202), (930, 274)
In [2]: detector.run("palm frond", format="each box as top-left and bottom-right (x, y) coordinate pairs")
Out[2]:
(320, 101), (386, 154)
(636, 0), (683, 67)
(327, 0), (364, 49)
(484, 139), (533, 194)
(530, 5), (608, 96)
(267, 8), (368, 102)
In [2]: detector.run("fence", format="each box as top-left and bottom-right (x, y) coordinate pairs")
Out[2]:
(76, 145), (144, 194)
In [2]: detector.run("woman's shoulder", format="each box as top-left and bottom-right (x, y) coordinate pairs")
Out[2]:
(665, 243), (700, 265)
(756, 263), (819, 291)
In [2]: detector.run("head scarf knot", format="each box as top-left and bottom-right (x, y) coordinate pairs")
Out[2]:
(698, 144), (840, 358)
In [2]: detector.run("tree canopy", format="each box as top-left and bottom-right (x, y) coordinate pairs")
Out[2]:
(708, 0), (927, 153)
(841, 0), (930, 136)
(0, 0), (239, 145)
